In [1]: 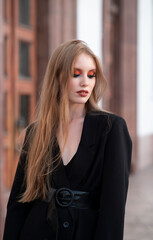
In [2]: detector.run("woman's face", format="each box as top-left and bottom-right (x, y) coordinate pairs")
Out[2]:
(68, 53), (96, 106)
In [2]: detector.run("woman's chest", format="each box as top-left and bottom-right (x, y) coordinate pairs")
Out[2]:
(58, 118), (84, 166)
(52, 114), (109, 190)
(52, 136), (107, 192)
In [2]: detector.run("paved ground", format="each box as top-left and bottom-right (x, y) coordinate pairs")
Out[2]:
(124, 165), (153, 240)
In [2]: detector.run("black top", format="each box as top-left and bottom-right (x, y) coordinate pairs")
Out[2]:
(3, 111), (132, 240)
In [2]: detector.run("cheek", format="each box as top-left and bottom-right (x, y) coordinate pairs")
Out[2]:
(68, 79), (76, 92)
(90, 79), (96, 91)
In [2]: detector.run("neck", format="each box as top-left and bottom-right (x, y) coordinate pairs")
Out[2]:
(69, 103), (86, 121)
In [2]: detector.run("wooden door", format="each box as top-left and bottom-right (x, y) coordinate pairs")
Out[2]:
(3, 0), (37, 189)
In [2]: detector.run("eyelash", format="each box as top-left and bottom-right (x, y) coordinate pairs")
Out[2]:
(73, 73), (96, 78)
(73, 74), (80, 78)
(88, 74), (96, 79)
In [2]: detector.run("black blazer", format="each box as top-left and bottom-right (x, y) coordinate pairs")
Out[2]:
(3, 111), (132, 240)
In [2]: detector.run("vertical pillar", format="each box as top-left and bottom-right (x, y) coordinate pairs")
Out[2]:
(36, 0), (50, 99)
(103, 0), (137, 171)
(102, 0), (112, 110)
(119, 0), (137, 171)
(49, 0), (76, 54)
(0, 0), (3, 237)
(37, 0), (77, 99)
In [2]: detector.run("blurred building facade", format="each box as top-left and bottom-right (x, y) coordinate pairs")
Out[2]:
(0, 0), (153, 238)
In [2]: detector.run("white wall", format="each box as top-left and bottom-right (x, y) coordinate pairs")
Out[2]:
(76, 0), (103, 108)
(76, 0), (103, 61)
(137, 0), (153, 136)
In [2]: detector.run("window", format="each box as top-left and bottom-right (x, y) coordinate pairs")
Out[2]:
(3, 92), (8, 132)
(4, 36), (8, 77)
(18, 95), (30, 128)
(19, 0), (30, 26)
(19, 41), (31, 78)
(4, 0), (9, 22)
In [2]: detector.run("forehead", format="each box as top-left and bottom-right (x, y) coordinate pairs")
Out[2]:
(73, 53), (96, 70)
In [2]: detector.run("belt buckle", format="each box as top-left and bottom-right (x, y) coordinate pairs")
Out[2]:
(55, 187), (74, 207)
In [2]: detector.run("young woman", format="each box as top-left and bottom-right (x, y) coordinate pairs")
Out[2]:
(3, 39), (132, 240)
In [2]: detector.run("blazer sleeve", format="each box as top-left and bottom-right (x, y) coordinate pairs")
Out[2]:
(3, 126), (34, 240)
(94, 117), (132, 240)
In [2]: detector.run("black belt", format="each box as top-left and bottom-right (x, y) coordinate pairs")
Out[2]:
(45, 187), (99, 233)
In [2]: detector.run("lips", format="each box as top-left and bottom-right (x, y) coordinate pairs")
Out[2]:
(77, 90), (89, 93)
(76, 90), (89, 97)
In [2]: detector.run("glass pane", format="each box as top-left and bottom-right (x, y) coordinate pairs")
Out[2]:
(19, 41), (30, 78)
(4, 36), (8, 76)
(19, 0), (30, 25)
(18, 95), (30, 128)
(4, 0), (9, 21)
(3, 92), (8, 132)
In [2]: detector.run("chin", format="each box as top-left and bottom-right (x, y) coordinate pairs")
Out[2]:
(69, 95), (91, 105)
(69, 99), (88, 105)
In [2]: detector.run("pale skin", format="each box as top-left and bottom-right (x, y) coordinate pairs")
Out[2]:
(57, 53), (96, 166)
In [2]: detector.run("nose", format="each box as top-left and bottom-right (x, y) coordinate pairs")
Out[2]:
(80, 74), (88, 86)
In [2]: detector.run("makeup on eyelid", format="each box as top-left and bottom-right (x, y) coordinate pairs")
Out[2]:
(73, 69), (81, 77)
(88, 70), (96, 78)
(73, 69), (96, 78)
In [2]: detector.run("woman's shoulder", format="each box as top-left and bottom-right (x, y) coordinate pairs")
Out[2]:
(88, 110), (126, 124)
(87, 110), (128, 135)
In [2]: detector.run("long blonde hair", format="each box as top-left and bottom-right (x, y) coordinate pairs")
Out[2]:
(20, 39), (107, 202)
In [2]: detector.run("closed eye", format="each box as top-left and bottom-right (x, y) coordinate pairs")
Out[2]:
(73, 73), (80, 77)
(73, 69), (81, 78)
(87, 70), (96, 79)
(88, 73), (96, 79)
